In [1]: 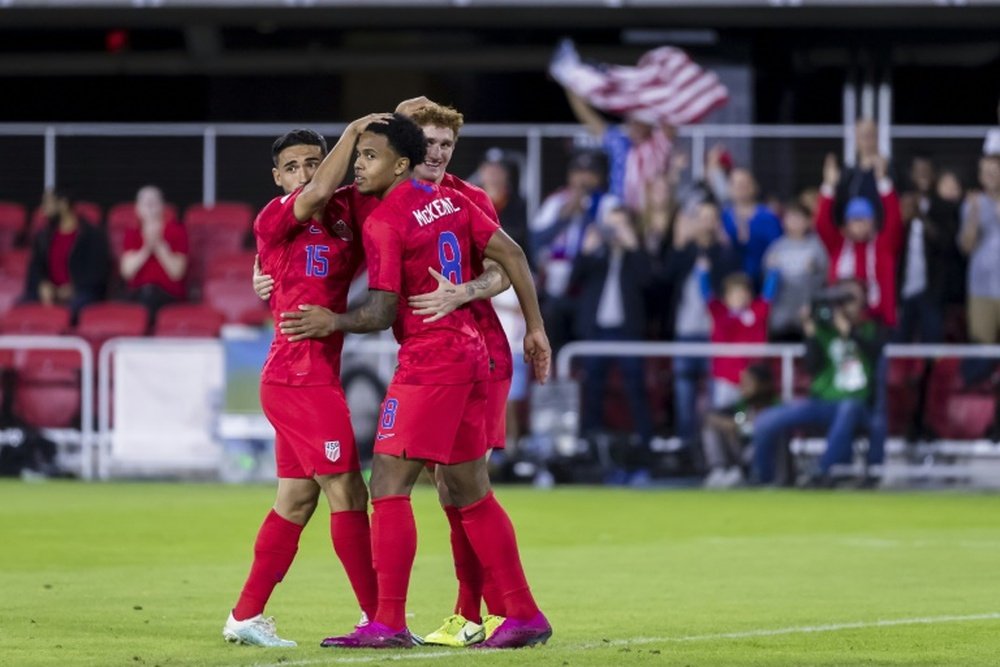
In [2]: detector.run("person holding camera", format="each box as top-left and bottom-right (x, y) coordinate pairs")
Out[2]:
(570, 205), (654, 482)
(750, 278), (887, 487)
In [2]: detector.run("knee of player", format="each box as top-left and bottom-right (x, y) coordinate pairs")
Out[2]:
(275, 495), (319, 525)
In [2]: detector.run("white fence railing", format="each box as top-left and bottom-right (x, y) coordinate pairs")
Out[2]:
(0, 122), (993, 222)
(4, 335), (999, 481)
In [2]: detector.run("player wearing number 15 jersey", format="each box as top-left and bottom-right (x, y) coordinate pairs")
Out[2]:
(318, 114), (552, 650)
(222, 117), (388, 649)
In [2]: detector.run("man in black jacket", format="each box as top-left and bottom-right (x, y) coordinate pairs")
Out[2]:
(23, 188), (110, 322)
(570, 205), (654, 479)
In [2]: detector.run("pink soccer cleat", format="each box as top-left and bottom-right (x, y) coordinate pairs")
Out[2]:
(472, 611), (552, 649)
(320, 621), (416, 649)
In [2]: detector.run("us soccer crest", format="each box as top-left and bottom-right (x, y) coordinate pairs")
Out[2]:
(331, 220), (354, 242)
(324, 440), (341, 462)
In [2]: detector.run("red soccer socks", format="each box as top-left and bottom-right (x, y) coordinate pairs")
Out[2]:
(233, 510), (304, 621)
(330, 510), (379, 621)
(459, 491), (539, 620)
(370, 495), (417, 631)
(444, 505), (484, 623)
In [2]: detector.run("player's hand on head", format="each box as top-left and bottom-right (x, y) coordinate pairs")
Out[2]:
(348, 112), (395, 136)
(408, 267), (467, 323)
(523, 329), (552, 384)
(279, 304), (337, 342)
(395, 96), (435, 116)
(252, 255), (275, 300)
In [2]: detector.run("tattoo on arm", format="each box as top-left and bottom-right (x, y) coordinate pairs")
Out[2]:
(464, 261), (510, 302)
(335, 290), (398, 333)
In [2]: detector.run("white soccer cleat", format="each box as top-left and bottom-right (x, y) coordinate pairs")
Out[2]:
(223, 612), (297, 647)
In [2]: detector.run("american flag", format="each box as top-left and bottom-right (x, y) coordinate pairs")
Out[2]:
(549, 39), (729, 127)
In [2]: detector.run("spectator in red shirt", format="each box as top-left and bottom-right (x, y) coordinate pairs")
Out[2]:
(119, 185), (188, 319)
(24, 187), (110, 322)
(815, 154), (903, 327)
(697, 262), (778, 409)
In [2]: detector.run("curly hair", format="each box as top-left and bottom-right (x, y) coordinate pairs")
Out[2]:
(364, 113), (427, 168)
(408, 104), (464, 138)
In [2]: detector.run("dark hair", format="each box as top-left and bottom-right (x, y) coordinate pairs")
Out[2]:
(783, 201), (810, 219)
(364, 113), (426, 167)
(722, 272), (752, 294)
(743, 363), (777, 404)
(271, 129), (327, 166)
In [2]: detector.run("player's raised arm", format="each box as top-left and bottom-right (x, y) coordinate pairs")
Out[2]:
(293, 112), (393, 222)
(482, 229), (551, 383)
(408, 259), (511, 323)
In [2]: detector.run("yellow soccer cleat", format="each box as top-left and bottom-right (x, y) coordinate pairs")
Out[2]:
(422, 614), (485, 647)
(482, 614), (506, 642)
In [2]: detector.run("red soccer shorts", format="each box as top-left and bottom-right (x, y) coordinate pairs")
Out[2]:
(374, 381), (487, 465)
(260, 382), (360, 479)
(485, 377), (511, 450)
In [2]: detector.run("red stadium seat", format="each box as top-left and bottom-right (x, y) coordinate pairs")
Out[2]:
(183, 202), (253, 230)
(924, 359), (997, 439)
(0, 202), (27, 253)
(205, 251), (257, 283)
(0, 303), (71, 335)
(11, 348), (83, 429)
(185, 204), (252, 293)
(154, 303), (225, 337)
(202, 277), (269, 324)
(0, 250), (30, 316)
(106, 201), (179, 258)
(75, 302), (149, 354)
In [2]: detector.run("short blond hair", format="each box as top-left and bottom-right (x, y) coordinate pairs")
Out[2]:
(409, 104), (464, 138)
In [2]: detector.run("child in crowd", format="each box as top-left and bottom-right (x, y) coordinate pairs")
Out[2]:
(764, 202), (829, 341)
(697, 260), (779, 409)
(702, 364), (778, 489)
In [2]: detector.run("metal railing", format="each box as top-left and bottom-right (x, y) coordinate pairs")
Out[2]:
(0, 121), (993, 223)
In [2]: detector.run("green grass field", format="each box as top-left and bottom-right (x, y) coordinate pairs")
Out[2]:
(2, 482), (1000, 666)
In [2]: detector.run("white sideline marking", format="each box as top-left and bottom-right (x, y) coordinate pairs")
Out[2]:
(239, 612), (1000, 667)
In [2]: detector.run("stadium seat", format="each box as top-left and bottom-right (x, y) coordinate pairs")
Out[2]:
(106, 201), (179, 258)
(183, 202), (253, 230)
(0, 201), (27, 253)
(0, 250), (29, 316)
(154, 303), (225, 337)
(0, 303), (71, 335)
(12, 349), (82, 429)
(30, 201), (103, 235)
(185, 204), (253, 293)
(75, 302), (149, 354)
(202, 277), (268, 324)
(924, 358), (998, 439)
(205, 250), (256, 282)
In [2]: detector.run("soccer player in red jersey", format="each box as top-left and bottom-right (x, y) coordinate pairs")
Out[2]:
(261, 99), (518, 645)
(291, 114), (551, 649)
(400, 102), (517, 645)
(222, 114), (390, 648)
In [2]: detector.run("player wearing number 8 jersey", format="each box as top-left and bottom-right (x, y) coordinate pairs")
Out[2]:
(222, 116), (388, 649)
(317, 114), (552, 650)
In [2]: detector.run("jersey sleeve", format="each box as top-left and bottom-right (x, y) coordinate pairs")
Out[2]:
(254, 188), (307, 245)
(463, 193), (502, 256)
(362, 214), (403, 294)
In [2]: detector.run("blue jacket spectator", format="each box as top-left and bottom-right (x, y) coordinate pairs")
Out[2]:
(721, 168), (782, 283)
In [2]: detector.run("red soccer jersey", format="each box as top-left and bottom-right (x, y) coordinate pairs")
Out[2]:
(707, 298), (770, 384)
(123, 220), (188, 299)
(255, 188), (365, 386)
(363, 179), (500, 385)
(440, 173), (514, 380)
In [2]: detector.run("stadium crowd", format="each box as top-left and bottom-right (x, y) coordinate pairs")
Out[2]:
(1, 112), (999, 488)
